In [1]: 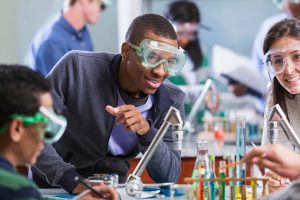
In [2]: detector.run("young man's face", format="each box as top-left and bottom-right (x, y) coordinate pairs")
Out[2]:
(17, 92), (53, 165)
(82, 0), (102, 25)
(123, 31), (178, 97)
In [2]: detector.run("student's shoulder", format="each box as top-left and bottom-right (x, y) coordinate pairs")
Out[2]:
(163, 79), (185, 98)
(0, 168), (37, 190)
(66, 50), (116, 61)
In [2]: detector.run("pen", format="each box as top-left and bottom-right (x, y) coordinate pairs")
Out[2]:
(221, 160), (243, 169)
(250, 141), (257, 147)
(74, 176), (105, 198)
(222, 141), (257, 169)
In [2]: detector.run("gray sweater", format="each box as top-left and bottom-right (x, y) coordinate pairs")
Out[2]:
(33, 50), (185, 192)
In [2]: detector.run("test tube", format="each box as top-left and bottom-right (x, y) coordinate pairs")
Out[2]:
(236, 116), (246, 181)
(228, 155), (236, 200)
(250, 165), (257, 199)
(241, 163), (246, 200)
(219, 161), (226, 200)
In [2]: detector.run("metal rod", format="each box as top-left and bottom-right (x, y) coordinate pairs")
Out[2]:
(186, 79), (212, 123)
(131, 106), (182, 177)
(269, 104), (300, 149)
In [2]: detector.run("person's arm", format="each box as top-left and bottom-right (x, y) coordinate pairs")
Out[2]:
(33, 144), (81, 193)
(33, 52), (82, 193)
(242, 144), (300, 181)
(74, 184), (118, 200)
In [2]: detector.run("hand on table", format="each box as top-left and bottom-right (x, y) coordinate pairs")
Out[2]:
(74, 183), (118, 200)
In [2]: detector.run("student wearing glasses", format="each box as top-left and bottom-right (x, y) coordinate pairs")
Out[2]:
(28, 0), (107, 76)
(32, 14), (186, 194)
(164, 0), (209, 85)
(0, 65), (117, 200)
(260, 18), (300, 193)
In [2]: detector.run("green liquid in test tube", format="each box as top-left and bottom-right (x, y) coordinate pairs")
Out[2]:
(219, 160), (226, 200)
(228, 155), (236, 200)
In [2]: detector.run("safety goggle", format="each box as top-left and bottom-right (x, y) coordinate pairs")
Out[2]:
(263, 43), (300, 75)
(273, 0), (300, 9)
(172, 22), (199, 41)
(0, 107), (67, 144)
(99, 0), (110, 10)
(129, 39), (187, 76)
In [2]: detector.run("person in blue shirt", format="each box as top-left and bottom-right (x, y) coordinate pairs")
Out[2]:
(0, 64), (117, 200)
(28, 0), (107, 76)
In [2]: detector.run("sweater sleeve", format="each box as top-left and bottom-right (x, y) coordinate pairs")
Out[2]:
(33, 52), (81, 193)
(33, 144), (80, 193)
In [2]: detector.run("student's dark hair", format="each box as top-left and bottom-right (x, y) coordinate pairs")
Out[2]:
(164, 0), (203, 70)
(263, 18), (300, 119)
(0, 65), (51, 128)
(65, 0), (77, 6)
(125, 14), (177, 45)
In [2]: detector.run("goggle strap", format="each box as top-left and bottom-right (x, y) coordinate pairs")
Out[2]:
(10, 112), (48, 125)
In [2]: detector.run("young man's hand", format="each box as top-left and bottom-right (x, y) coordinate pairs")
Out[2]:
(263, 169), (288, 193)
(106, 105), (150, 135)
(74, 183), (118, 200)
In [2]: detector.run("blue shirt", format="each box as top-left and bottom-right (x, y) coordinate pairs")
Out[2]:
(28, 12), (93, 76)
(0, 156), (42, 200)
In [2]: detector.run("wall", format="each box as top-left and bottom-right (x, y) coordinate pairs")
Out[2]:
(148, 0), (280, 59)
(0, 0), (281, 64)
(18, 0), (119, 64)
(0, 1), (17, 63)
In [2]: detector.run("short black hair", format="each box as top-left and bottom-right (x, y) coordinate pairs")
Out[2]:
(125, 14), (177, 44)
(0, 65), (50, 128)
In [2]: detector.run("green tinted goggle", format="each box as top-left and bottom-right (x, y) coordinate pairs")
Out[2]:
(129, 39), (187, 76)
(0, 107), (67, 144)
(273, 0), (300, 9)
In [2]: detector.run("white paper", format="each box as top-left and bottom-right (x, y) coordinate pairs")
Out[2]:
(212, 45), (268, 95)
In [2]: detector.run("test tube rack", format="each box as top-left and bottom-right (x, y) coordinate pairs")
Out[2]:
(184, 176), (269, 200)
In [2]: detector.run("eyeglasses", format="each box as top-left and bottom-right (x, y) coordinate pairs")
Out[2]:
(98, 0), (109, 11)
(264, 43), (300, 74)
(273, 0), (300, 9)
(129, 39), (187, 76)
(172, 23), (199, 41)
(0, 107), (67, 144)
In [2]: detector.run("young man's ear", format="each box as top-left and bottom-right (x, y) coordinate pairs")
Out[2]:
(9, 120), (24, 142)
(121, 42), (131, 60)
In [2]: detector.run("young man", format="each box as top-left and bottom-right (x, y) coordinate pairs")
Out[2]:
(0, 65), (117, 199)
(33, 14), (186, 194)
(28, 0), (106, 76)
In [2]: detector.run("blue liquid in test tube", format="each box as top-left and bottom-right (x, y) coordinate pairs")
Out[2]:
(236, 115), (246, 186)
